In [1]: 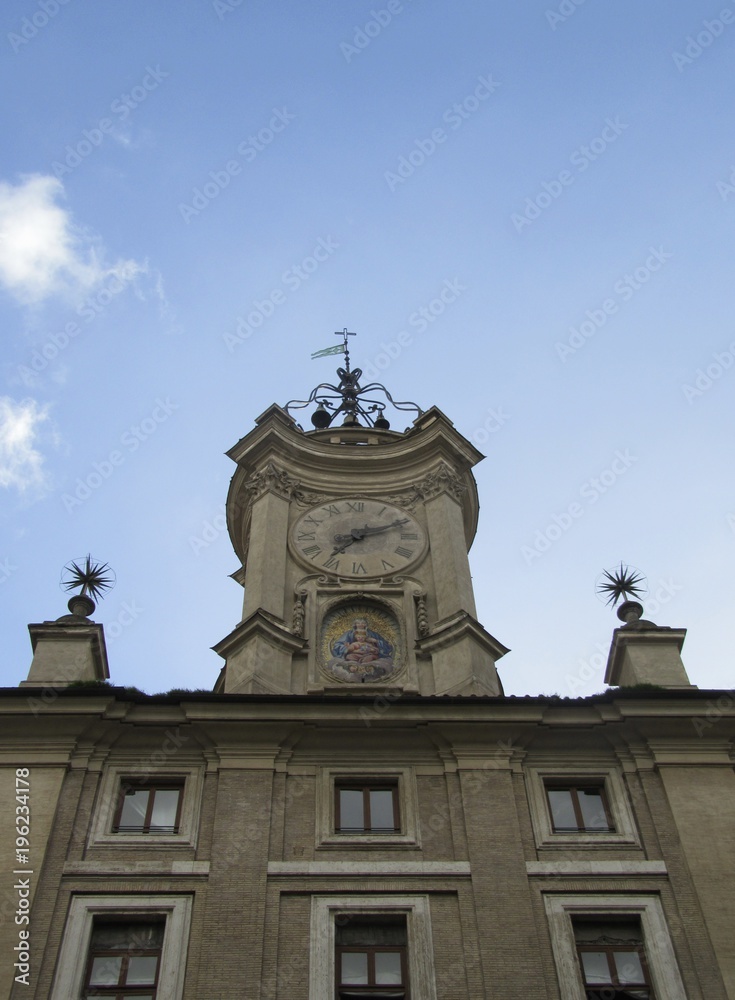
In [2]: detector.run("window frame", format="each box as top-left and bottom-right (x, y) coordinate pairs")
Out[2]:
(545, 781), (615, 834)
(83, 916), (165, 998)
(89, 764), (204, 848)
(576, 939), (653, 996)
(526, 765), (640, 849)
(112, 779), (185, 835)
(309, 895), (436, 1000)
(50, 895), (192, 1000)
(336, 941), (409, 998)
(544, 894), (686, 1000)
(316, 768), (421, 849)
(334, 780), (401, 835)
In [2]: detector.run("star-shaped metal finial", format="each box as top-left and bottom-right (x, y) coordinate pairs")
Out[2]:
(596, 562), (647, 607)
(60, 555), (116, 602)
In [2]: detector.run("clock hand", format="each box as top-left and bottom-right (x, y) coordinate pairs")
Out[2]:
(330, 529), (364, 555)
(352, 518), (409, 537)
(331, 519), (409, 554)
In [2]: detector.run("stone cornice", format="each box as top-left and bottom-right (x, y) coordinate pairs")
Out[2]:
(63, 860), (211, 877)
(415, 611), (510, 661)
(526, 860), (667, 877)
(212, 608), (308, 661)
(268, 861), (471, 877)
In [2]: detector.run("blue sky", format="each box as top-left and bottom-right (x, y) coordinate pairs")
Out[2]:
(1, 0), (734, 696)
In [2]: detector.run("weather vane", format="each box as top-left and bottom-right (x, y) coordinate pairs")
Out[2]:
(287, 327), (422, 430)
(60, 554), (116, 616)
(310, 328), (356, 373)
(596, 562), (647, 608)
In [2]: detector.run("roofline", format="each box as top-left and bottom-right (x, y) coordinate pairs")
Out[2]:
(0, 685), (729, 706)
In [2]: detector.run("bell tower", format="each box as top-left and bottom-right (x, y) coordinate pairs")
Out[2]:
(213, 333), (508, 697)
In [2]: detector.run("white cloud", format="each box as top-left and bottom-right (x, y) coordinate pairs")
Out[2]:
(0, 397), (49, 492)
(0, 174), (145, 306)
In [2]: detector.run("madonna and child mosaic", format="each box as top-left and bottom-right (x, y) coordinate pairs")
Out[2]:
(321, 603), (401, 683)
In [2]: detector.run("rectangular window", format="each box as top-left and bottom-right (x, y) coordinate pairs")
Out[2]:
(544, 895), (686, 1000)
(336, 915), (408, 999)
(83, 918), (164, 999)
(574, 918), (653, 999)
(335, 783), (399, 834)
(545, 783), (614, 833)
(113, 781), (184, 835)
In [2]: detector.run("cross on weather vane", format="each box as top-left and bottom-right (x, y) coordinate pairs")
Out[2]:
(335, 327), (356, 373)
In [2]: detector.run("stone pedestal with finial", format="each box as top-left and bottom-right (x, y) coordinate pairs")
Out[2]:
(604, 600), (695, 688)
(22, 594), (110, 687)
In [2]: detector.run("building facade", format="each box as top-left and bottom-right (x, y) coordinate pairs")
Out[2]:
(1, 366), (734, 999)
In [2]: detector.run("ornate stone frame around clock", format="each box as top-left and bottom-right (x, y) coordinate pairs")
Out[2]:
(228, 457), (466, 575)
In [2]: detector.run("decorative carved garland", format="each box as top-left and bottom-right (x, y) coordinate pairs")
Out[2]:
(389, 461), (466, 508)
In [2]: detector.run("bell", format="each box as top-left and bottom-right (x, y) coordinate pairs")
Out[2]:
(311, 405), (331, 429)
(374, 415), (390, 430)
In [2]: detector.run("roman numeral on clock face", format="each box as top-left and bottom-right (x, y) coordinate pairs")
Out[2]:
(293, 499), (424, 577)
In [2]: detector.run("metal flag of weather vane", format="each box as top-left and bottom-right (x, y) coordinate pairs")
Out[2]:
(285, 328), (422, 430)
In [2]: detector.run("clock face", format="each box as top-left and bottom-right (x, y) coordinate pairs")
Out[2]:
(291, 498), (426, 578)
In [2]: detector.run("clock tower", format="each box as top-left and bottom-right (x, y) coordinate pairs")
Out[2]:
(213, 336), (508, 697)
